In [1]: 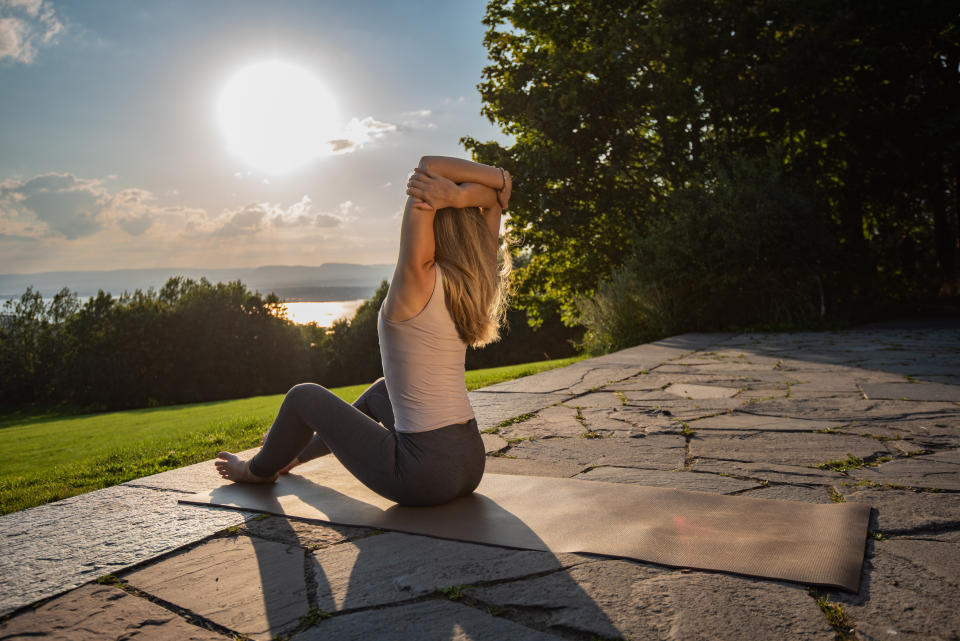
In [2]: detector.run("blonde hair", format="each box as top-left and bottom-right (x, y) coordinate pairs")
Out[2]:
(433, 206), (511, 347)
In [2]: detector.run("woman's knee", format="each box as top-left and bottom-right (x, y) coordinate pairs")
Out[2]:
(366, 377), (388, 396)
(284, 382), (329, 407)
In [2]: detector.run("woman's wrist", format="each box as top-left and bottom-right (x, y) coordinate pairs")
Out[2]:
(454, 185), (468, 209)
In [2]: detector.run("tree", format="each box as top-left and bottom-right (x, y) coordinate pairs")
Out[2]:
(465, 0), (960, 328)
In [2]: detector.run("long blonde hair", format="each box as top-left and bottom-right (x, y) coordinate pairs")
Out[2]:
(433, 206), (511, 347)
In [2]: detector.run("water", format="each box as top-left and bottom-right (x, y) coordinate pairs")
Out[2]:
(1, 297), (367, 328)
(280, 300), (366, 326)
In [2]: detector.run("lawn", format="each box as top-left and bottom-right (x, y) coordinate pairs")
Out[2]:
(0, 355), (584, 515)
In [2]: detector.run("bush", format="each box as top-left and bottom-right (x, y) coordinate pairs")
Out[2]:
(578, 149), (837, 353)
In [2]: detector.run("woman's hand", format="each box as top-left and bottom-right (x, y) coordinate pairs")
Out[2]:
(497, 170), (512, 210)
(406, 168), (461, 210)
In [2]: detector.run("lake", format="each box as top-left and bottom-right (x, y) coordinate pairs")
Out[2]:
(280, 300), (366, 326)
(2, 297), (368, 329)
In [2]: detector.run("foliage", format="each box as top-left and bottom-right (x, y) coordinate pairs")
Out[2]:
(577, 150), (836, 352)
(466, 305), (581, 368)
(0, 279), (308, 409)
(465, 0), (960, 335)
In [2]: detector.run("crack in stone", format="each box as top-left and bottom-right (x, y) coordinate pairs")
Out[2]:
(876, 522), (960, 537)
(739, 408), (960, 422)
(439, 563), (606, 641)
(682, 436), (694, 471)
(121, 483), (198, 495)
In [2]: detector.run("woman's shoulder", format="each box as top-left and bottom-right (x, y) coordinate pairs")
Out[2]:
(382, 263), (439, 323)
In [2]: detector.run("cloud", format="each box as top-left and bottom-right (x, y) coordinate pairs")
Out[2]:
(399, 108), (437, 130)
(199, 196), (355, 237)
(0, 173), (107, 239)
(0, 174), (164, 240)
(0, 172), (378, 276)
(0, 0), (63, 63)
(329, 116), (398, 155)
(101, 188), (158, 236)
(0, 172), (360, 245)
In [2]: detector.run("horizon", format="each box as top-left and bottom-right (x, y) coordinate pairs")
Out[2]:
(0, 261), (395, 277)
(0, 1), (510, 274)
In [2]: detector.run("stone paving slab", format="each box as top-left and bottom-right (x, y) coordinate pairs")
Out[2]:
(464, 557), (666, 639)
(124, 535), (308, 641)
(482, 456), (584, 478)
(862, 381), (960, 402)
(627, 397), (749, 420)
(688, 412), (845, 432)
(309, 532), (582, 612)
(507, 433), (686, 470)
(0, 484), (255, 616)
(849, 452), (960, 490)
(465, 557), (836, 640)
(561, 390), (624, 408)
(840, 416), (960, 449)
(742, 398), (960, 422)
(837, 487), (960, 534)
(468, 391), (569, 430)
(689, 430), (891, 468)
(663, 382), (741, 399)
(827, 541), (960, 641)
(296, 600), (566, 641)
(496, 404), (585, 440)
(881, 538), (960, 586)
(233, 513), (370, 548)
(0, 583), (225, 641)
(573, 466), (760, 493)
(735, 484), (834, 503)
(690, 458), (850, 485)
(579, 406), (679, 436)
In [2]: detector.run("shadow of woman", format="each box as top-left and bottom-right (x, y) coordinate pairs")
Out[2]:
(208, 470), (624, 640)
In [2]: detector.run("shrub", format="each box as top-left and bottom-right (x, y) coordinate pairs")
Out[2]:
(578, 149), (837, 353)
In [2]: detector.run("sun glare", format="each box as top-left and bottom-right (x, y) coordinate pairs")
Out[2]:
(217, 60), (340, 174)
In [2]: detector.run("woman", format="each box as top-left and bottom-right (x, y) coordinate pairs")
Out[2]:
(214, 156), (512, 507)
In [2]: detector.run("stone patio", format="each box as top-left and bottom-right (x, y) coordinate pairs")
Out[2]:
(1, 324), (959, 640)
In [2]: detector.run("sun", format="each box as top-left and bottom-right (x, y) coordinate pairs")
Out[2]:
(217, 60), (340, 174)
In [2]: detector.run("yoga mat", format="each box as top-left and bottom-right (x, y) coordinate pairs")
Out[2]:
(181, 457), (870, 591)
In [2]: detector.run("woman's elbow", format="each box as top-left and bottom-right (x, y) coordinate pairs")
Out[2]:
(418, 155), (438, 172)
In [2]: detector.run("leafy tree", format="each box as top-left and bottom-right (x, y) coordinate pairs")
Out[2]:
(465, 0), (960, 330)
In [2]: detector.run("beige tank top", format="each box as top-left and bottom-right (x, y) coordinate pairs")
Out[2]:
(377, 266), (476, 433)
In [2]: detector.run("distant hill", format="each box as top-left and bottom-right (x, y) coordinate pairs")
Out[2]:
(0, 264), (395, 301)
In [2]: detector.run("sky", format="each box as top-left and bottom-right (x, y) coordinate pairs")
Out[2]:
(0, 0), (511, 274)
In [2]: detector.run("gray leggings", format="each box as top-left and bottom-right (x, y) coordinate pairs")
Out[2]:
(249, 379), (485, 506)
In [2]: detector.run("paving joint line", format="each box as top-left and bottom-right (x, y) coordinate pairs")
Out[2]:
(90, 579), (242, 640)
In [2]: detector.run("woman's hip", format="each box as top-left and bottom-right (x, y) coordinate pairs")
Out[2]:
(392, 418), (485, 505)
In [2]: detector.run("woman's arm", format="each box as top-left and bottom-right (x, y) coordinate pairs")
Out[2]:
(418, 155), (506, 191)
(383, 194), (437, 321)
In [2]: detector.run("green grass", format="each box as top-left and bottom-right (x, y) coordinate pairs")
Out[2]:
(0, 356), (583, 515)
(464, 355), (585, 390)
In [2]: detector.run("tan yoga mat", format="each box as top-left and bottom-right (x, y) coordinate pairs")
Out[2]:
(181, 457), (870, 591)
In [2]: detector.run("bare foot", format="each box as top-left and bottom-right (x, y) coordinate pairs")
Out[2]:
(215, 452), (278, 483)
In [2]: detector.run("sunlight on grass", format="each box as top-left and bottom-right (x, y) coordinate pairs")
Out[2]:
(0, 355), (584, 515)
